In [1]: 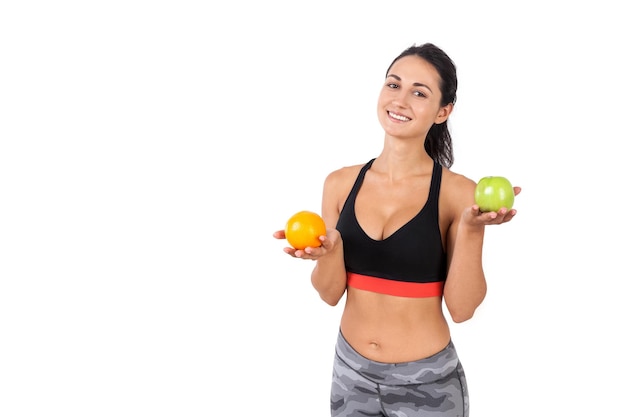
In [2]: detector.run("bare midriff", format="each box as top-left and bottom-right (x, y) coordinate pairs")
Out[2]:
(340, 287), (451, 364)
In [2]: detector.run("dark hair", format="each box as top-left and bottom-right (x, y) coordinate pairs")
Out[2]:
(386, 43), (457, 168)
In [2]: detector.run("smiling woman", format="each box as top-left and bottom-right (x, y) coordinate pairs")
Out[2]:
(274, 42), (521, 417)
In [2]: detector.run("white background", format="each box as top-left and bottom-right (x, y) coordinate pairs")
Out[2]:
(1, 1), (624, 416)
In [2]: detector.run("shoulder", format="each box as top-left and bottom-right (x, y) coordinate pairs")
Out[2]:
(322, 162), (369, 216)
(440, 167), (477, 212)
(441, 167), (476, 192)
(323, 162), (368, 190)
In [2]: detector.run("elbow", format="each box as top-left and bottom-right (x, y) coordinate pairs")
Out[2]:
(448, 296), (484, 322)
(450, 310), (475, 323)
(312, 273), (346, 306)
(316, 284), (346, 307)
(445, 285), (486, 323)
(319, 290), (344, 306)
(448, 298), (485, 322)
(447, 298), (484, 323)
(321, 295), (341, 306)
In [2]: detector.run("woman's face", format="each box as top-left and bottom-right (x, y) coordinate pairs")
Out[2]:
(377, 55), (452, 140)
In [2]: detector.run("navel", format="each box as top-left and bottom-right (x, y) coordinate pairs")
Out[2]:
(368, 340), (380, 350)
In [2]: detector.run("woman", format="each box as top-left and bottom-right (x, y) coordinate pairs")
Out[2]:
(274, 43), (520, 417)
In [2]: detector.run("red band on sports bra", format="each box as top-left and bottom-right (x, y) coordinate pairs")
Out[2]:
(347, 272), (444, 298)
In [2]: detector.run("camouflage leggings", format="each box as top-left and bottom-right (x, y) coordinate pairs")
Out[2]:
(331, 331), (469, 417)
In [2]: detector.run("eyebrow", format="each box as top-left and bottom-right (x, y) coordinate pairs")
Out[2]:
(387, 74), (433, 93)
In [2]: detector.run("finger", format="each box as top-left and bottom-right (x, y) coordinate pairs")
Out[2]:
(294, 248), (317, 259)
(480, 211), (498, 220)
(503, 209), (517, 222)
(318, 235), (332, 250)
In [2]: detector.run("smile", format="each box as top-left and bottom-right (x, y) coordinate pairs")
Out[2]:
(388, 111), (410, 122)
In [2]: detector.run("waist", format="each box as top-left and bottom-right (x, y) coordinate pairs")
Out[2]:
(334, 329), (458, 386)
(340, 287), (450, 363)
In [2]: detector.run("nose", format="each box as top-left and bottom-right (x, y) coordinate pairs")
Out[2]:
(391, 90), (410, 107)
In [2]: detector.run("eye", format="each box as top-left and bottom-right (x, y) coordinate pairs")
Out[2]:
(386, 83), (399, 89)
(413, 90), (427, 98)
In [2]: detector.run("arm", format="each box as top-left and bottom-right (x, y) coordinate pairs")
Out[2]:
(309, 229), (346, 306)
(309, 170), (348, 306)
(273, 169), (349, 306)
(443, 174), (521, 323)
(443, 204), (487, 323)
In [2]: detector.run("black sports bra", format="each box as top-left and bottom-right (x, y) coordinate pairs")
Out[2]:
(335, 158), (447, 297)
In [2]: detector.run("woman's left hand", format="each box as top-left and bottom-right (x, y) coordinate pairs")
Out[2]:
(464, 186), (521, 226)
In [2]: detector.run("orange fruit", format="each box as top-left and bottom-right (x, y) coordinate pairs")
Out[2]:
(285, 211), (326, 250)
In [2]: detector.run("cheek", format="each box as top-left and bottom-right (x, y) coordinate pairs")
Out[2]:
(376, 91), (388, 107)
(376, 107), (388, 126)
(376, 95), (388, 115)
(412, 104), (440, 119)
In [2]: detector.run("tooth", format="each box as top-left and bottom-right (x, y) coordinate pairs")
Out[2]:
(390, 112), (408, 121)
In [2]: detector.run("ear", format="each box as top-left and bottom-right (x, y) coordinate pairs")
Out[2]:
(435, 103), (454, 125)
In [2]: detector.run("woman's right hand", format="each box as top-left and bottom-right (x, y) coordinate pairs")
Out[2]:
(273, 228), (342, 261)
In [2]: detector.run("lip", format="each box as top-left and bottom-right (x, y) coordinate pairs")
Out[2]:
(387, 110), (411, 122)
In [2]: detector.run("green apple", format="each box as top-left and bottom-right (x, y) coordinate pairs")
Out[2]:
(474, 176), (514, 212)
